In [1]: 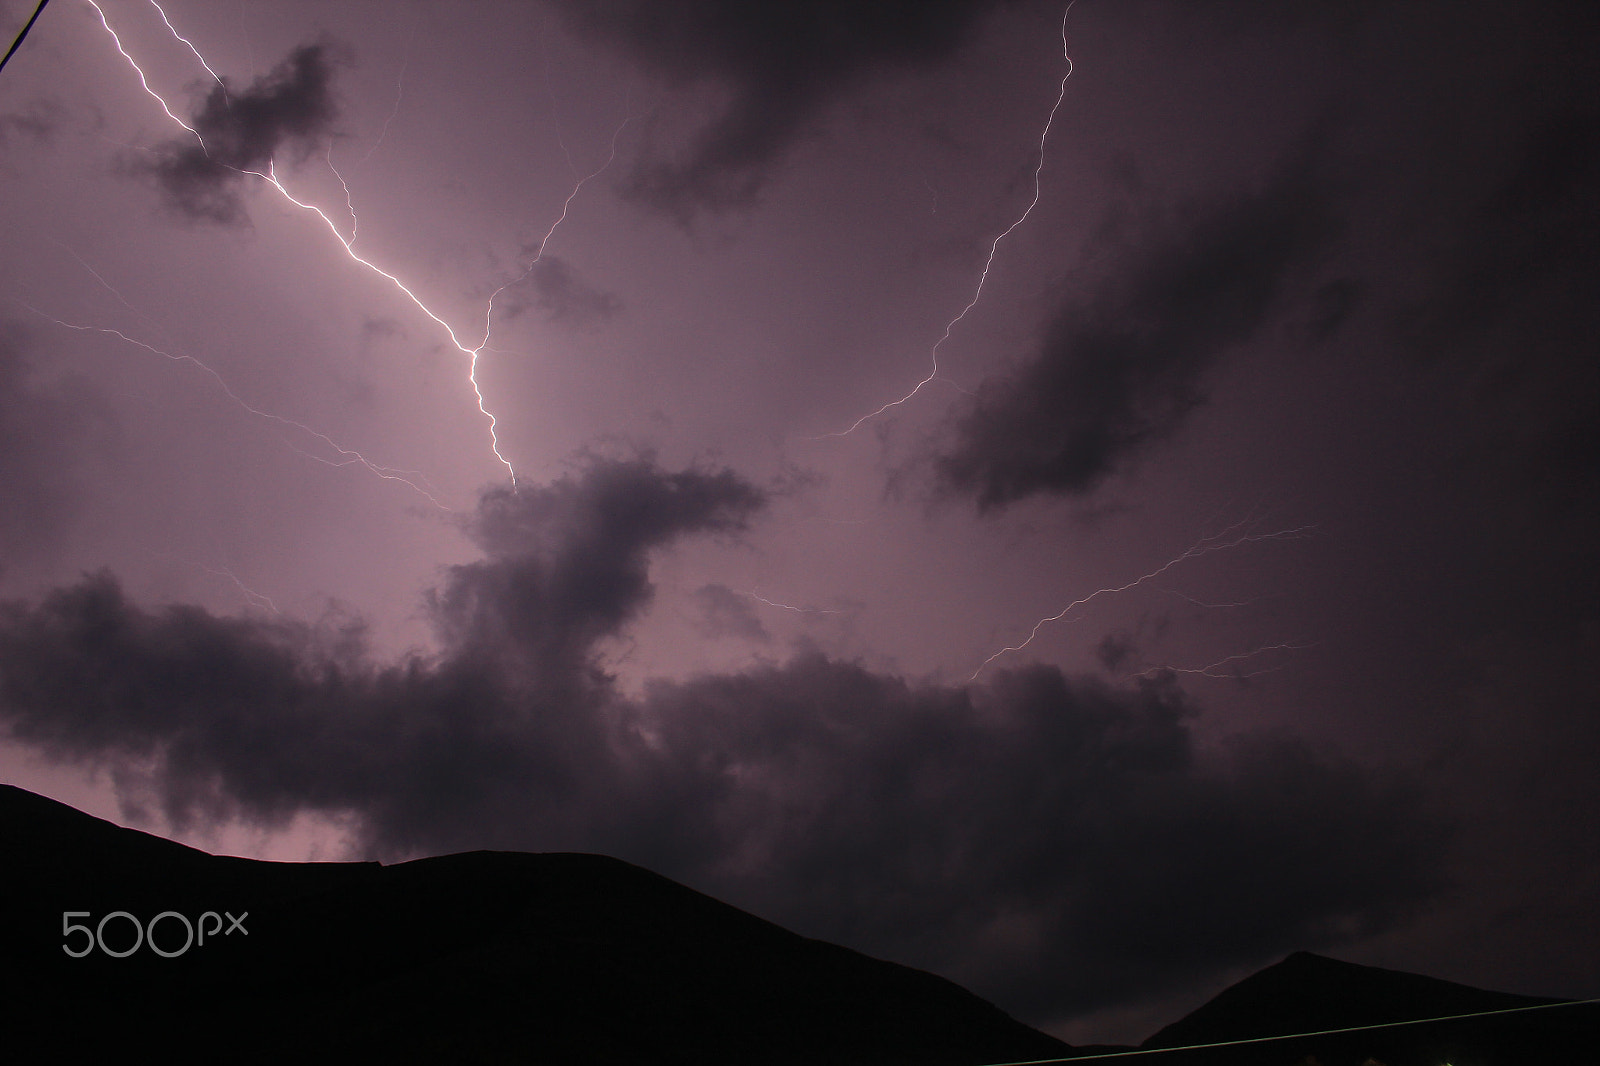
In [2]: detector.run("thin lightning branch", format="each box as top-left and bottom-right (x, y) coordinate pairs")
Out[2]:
(147, 0), (227, 105)
(92, 1), (634, 488)
(360, 4), (419, 164)
(1128, 641), (1318, 681)
(744, 589), (844, 615)
(326, 145), (357, 242)
(150, 551), (282, 614)
(200, 563), (281, 613)
(477, 107), (634, 354)
(817, 1), (1076, 439)
(969, 517), (1317, 681)
(21, 299), (451, 509)
(50, 238), (180, 350)
(37, 245), (447, 503)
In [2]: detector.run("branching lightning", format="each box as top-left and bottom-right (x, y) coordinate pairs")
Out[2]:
(147, 0), (227, 105)
(85, 0), (632, 488)
(150, 551), (282, 614)
(20, 298), (452, 508)
(744, 589), (844, 616)
(818, 2), (1075, 439)
(969, 517), (1317, 681)
(85, 0), (203, 144)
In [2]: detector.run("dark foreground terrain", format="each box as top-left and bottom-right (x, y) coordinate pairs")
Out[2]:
(2, 784), (1594, 1064)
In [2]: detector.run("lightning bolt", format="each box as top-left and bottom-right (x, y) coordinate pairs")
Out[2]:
(969, 516), (1317, 681)
(817, 1), (1076, 439)
(1162, 589), (1268, 610)
(1127, 641), (1319, 681)
(20, 296), (452, 509)
(150, 551), (282, 614)
(85, 0), (632, 488)
(358, 3), (418, 164)
(196, 562), (281, 614)
(147, 0), (227, 105)
(743, 589), (845, 616)
(85, 0), (203, 145)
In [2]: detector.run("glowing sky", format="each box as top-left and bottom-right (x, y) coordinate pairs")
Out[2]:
(1, 0), (1596, 1044)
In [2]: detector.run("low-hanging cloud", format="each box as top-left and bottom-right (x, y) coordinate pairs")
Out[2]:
(136, 42), (345, 225)
(935, 158), (1337, 511)
(549, 0), (1010, 222)
(0, 455), (1445, 1022)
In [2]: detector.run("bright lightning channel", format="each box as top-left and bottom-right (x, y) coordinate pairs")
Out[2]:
(89, 0), (631, 488)
(147, 0), (228, 104)
(85, 0), (203, 144)
(817, 1), (1076, 439)
(969, 517), (1317, 681)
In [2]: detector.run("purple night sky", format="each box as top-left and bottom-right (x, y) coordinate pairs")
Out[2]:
(1, 0), (1596, 1044)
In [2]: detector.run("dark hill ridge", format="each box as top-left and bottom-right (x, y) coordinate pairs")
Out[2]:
(0, 784), (1071, 1065)
(1136, 951), (1599, 1066)
(4, 784), (1595, 1066)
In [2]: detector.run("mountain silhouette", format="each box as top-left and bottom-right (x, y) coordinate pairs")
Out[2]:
(0, 784), (1071, 1064)
(4, 783), (1594, 1064)
(1134, 950), (1598, 1065)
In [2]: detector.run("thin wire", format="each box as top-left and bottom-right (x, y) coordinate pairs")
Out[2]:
(0, 0), (51, 75)
(979, 995), (1600, 1065)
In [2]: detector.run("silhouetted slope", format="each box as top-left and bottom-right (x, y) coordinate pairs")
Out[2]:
(1139, 951), (1598, 1066)
(0, 784), (1072, 1065)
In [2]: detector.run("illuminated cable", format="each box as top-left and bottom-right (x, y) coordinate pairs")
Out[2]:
(975, 995), (1600, 1065)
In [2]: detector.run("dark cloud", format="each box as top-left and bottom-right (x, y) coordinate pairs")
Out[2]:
(428, 456), (766, 676)
(499, 255), (621, 327)
(0, 457), (1444, 1023)
(1095, 630), (1137, 673)
(691, 583), (770, 642)
(934, 157), (1337, 511)
(136, 43), (344, 225)
(549, 0), (1008, 222)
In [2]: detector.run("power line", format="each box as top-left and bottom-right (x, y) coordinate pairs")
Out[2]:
(979, 995), (1600, 1065)
(0, 0), (51, 76)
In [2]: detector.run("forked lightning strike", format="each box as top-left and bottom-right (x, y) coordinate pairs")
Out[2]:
(87, 0), (631, 487)
(818, 2), (1075, 439)
(969, 517), (1317, 681)
(85, 0), (202, 142)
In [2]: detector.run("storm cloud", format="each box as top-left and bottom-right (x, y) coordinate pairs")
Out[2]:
(137, 42), (344, 225)
(935, 157), (1337, 510)
(549, 0), (1010, 222)
(0, 453), (1447, 1022)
